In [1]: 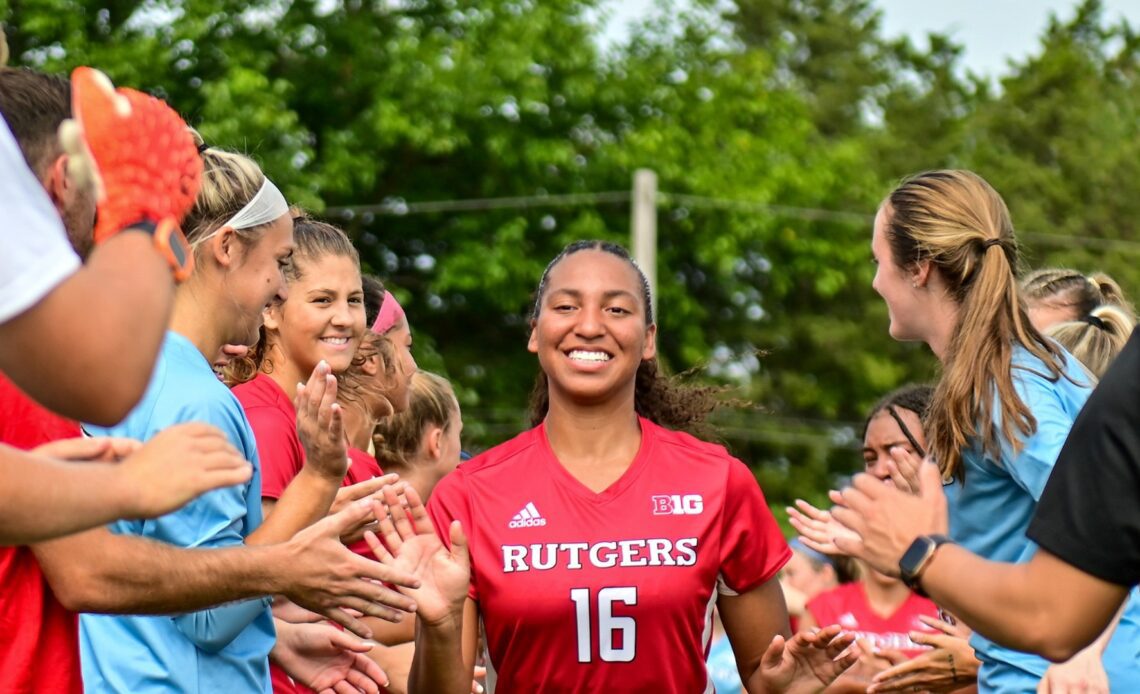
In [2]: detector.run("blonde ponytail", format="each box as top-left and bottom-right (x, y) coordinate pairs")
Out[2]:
(885, 170), (1065, 480)
(1048, 304), (1134, 378)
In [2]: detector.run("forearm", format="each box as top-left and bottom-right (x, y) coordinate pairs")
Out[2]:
(0, 233), (172, 424)
(362, 614), (416, 646)
(1089, 601), (1126, 654)
(409, 615), (469, 694)
(248, 466), (339, 544)
(920, 547), (1126, 661)
(34, 528), (288, 613)
(0, 450), (138, 544)
(368, 641), (414, 694)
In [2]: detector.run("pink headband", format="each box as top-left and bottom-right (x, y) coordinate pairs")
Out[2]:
(371, 291), (406, 334)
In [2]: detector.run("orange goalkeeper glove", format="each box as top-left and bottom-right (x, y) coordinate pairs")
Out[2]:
(58, 67), (201, 245)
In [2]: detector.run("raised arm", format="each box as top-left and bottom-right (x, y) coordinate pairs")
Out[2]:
(0, 232), (173, 424)
(366, 486), (478, 694)
(914, 547), (1125, 662)
(251, 362), (348, 543)
(830, 464), (1128, 661)
(0, 68), (200, 425)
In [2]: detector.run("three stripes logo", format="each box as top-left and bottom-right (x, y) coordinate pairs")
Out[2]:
(508, 502), (547, 528)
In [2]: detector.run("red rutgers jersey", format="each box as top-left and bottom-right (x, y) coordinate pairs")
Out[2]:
(428, 417), (790, 693)
(806, 582), (939, 658)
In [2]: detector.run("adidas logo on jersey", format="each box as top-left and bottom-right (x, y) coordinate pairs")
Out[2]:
(509, 502), (547, 528)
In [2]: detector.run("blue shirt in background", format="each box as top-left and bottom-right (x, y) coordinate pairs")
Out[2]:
(707, 634), (742, 694)
(80, 331), (275, 694)
(948, 345), (1140, 693)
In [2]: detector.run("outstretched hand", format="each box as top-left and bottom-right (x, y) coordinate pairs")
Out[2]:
(272, 620), (388, 694)
(829, 462), (949, 577)
(280, 499), (421, 639)
(787, 499), (859, 556)
(869, 615), (980, 693)
(884, 445), (925, 494)
(329, 473), (400, 544)
(365, 484), (470, 628)
(755, 625), (860, 694)
(118, 422), (252, 519)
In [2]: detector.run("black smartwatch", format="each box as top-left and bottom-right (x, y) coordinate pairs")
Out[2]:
(898, 534), (954, 596)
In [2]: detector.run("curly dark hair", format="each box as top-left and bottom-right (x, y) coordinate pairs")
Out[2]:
(526, 240), (727, 438)
(862, 384), (935, 458)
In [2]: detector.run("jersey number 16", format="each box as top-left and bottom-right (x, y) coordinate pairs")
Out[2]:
(570, 587), (637, 663)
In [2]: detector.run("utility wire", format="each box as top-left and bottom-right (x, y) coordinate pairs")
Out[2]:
(661, 193), (874, 224)
(325, 190), (1140, 253)
(326, 190), (630, 217)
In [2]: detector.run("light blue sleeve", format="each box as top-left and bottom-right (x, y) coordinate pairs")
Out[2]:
(145, 396), (269, 652)
(999, 368), (1075, 501)
(173, 597), (273, 653)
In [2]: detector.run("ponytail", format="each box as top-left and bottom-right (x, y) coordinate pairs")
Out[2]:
(1047, 304), (1134, 378)
(885, 170), (1065, 480)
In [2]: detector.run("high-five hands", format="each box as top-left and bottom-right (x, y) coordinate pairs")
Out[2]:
(755, 625), (861, 694)
(869, 615), (980, 693)
(364, 485), (470, 629)
(40, 425), (252, 521)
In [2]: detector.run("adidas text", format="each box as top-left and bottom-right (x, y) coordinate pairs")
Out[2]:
(509, 517), (548, 528)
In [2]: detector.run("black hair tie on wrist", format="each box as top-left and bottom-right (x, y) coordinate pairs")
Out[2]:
(1082, 314), (1107, 330)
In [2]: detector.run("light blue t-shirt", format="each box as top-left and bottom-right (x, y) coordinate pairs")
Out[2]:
(948, 346), (1140, 693)
(707, 634), (742, 694)
(80, 331), (275, 694)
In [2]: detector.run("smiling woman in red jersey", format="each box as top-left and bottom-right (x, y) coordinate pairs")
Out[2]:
(229, 214), (368, 519)
(228, 214), (368, 694)
(375, 240), (859, 694)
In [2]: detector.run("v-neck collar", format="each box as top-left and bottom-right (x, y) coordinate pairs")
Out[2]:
(536, 416), (656, 505)
(857, 581), (916, 622)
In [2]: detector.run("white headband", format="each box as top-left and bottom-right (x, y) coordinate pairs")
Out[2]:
(192, 177), (290, 247)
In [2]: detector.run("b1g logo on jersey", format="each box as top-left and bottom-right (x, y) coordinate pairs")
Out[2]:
(651, 494), (703, 515)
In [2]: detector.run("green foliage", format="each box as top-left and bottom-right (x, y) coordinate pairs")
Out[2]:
(4, 0), (1137, 514)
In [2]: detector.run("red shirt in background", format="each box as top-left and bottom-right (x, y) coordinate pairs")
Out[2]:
(807, 581), (939, 658)
(234, 373), (306, 694)
(233, 373), (304, 500)
(236, 377), (390, 692)
(344, 447), (385, 558)
(0, 373), (83, 694)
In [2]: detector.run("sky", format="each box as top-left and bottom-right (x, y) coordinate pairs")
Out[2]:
(603, 0), (1140, 77)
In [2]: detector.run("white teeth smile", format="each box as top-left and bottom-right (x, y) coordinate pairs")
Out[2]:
(568, 350), (611, 362)
(321, 337), (349, 345)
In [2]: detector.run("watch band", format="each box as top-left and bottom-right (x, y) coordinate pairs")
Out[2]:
(123, 218), (194, 283)
(900, 534), (954, 597)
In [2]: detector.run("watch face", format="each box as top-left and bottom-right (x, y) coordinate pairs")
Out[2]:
(899, 537), (933, 577)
